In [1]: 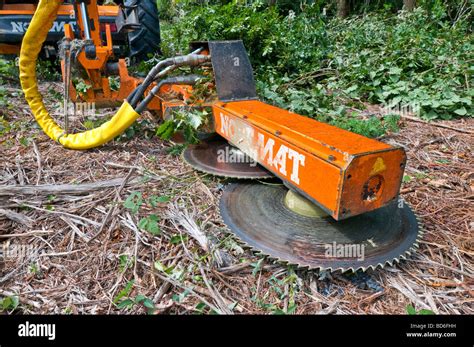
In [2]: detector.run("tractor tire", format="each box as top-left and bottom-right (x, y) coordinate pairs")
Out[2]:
(125, 0), (161, 61)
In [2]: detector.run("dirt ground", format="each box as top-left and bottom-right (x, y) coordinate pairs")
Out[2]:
(0, 81), (472, 314)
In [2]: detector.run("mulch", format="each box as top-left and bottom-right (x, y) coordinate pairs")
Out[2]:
(0, 81), (472, 314)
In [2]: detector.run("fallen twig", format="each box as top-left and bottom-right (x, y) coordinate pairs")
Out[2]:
(401, 115), (473, 134)
(0, 177), (140, 196)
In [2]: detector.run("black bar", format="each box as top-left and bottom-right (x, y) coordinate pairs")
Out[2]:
(0, 314), (471, 346)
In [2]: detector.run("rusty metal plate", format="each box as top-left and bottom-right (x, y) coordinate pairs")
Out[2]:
(183, 137), (273, 179)
(208, 40), (257, 102)
(219, 182), (421, 272)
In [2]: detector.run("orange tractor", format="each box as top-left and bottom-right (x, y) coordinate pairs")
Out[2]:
(0, 0), (160, 59)
(17, 0), (421, 272)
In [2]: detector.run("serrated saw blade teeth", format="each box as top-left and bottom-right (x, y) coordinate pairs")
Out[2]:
(219, 182), (421, 273)
(182, 136), (273, 179)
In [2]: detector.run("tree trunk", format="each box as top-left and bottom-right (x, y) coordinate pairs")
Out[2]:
(336, 0), (350, 18)
(403, 0), (416, 11)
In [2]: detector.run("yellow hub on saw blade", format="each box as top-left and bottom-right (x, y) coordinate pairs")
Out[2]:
(284, 190), (329, 218)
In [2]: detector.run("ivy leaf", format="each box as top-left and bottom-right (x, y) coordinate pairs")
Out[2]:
(156, 120), (176, 140)
(149, 195), (171, 207)
(117, 299), (134, 309)
(143, 298), (155, 309)
(170, 234), (188, 244)
(453, 107), (467, 116)
(389, 67), (402, 75)
(138, 215), (161, 235)
(124, 192), (143, 214)
(406, 304), (417, 315)
(1, 296), (19, 311)
(187, 112), (203, 129)
(113, 280), (135, 304)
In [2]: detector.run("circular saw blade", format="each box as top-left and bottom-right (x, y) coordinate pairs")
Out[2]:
(219, 182), (422, 272)
(183, 137), (273, 179)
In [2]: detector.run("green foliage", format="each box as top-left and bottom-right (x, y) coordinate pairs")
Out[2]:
(332, 114), (400, 138)
(119, 119), (156, 141)
(170, 234), (188, 244)
(19, 136), (31, 147)
(156, 120), (176, 140)
(148, 195), (171, 207)
(402, 174), (412, 183)
(108, 76), (120, 91)
(73, 78), (92, 95)
(119, 254), (133, 273)
(325, 8), (473, 120)
(113, 279), (135, 305)
(83, 118), (101, 130)
(0, 86), (10, 111)
(251, 268), (300, 314)
(172, 288), (192, 303)
(134, 294), (156, 314)
(156, 108), (209, 143)
(406, 304), (435, 315)
(0, 115), (9, 137)
(37, 59), (60, 81)
(0, 59), (18, 80)
(28, 262), (39, 275)
(0, 295), (19, 312)
(251, 258), (265, 276)
(123, 192), (143, 214)
(166, 143), (187, 156)
(162, 2), (472, 128)
(113, 279), (156, 313)
(123, 193), (166, 235)
(154, 260), (186, 281)
(138, 214), (161, 235)
(162, 1), (327, 72)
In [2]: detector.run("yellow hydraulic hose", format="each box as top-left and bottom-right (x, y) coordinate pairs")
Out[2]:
(19, 0), (140, 150)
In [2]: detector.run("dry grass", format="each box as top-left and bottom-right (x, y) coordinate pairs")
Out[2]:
(0, 81), (472, 315)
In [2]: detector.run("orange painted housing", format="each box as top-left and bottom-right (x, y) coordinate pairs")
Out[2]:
(0, 4), (119, 16)
(212, 100), (406, 220)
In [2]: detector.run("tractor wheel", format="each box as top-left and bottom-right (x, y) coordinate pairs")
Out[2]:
(125, 0), (161, 61)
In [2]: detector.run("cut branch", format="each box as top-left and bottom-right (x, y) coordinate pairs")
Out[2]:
(0, 177), (139, 197)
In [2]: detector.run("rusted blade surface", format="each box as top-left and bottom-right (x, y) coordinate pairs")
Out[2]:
(219, 182), (421, 272)
(183, 137), (273, 179)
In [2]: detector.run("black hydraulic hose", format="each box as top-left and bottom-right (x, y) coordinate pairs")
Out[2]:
(130, 48), (207, 108)
(126, 86), (140, 104)
(135, 75), (202, 114)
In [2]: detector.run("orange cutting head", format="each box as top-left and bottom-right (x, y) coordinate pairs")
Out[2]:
(156, 41), (407, 220)
(211, 100), (406, 220)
